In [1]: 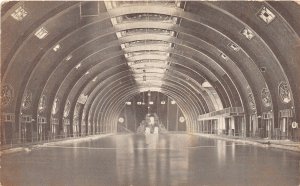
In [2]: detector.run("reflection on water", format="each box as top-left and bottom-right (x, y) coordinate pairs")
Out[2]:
(1, 134), (300, 186)
(116, 134), (188, 186)
(231, 142), (235, 160)
(217, 140), (226, 165)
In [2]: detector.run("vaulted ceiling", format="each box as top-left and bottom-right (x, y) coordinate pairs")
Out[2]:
(1, 1), (300, 130)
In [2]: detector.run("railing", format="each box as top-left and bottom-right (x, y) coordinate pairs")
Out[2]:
(0, 132), (110, 151)
(117, 126), (134, 134)
(198, 107), (244, 120)
(192, 129), (300, 142)
(197, 129), (246, 137)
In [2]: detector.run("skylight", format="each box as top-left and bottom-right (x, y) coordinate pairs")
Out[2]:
(92, 76), (97, 82)
(53, 44), (60, 52)
(220, 53), (229, 61)
(258, 7), (276, 24)
(65, 55), (72, 61)
(241, 28), (255, 40)
(75, 63), (81, 69)
(228, 42), (240, 52)
(105, 1), (183, 91)
(35, 27), (48, 39)
(202, 81), (212, 88)
(11, 6), (28, 21)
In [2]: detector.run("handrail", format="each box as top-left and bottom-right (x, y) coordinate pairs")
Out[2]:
(198, 107), (244, 120)
(0, 132), (110, 151)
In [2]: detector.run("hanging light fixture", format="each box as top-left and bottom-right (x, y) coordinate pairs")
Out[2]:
(148, 90), (151, 114)
(142, 91), (145, 105)
(143, 69), (146, 81)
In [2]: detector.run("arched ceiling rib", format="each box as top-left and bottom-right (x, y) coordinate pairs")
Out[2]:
(92, 75), (203, 124)
(1, 1), (300, 132)
(100, 86), (197, 132)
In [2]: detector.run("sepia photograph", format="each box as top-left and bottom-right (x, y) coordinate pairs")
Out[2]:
(1, 1), (300, 185)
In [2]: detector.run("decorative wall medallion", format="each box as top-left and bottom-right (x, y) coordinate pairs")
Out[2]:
(258, 7), (276, 24)
(22, 91), (32, 109)
(38, 95), (46, 112)
(1, 84), (14, 107)
(248, 93), (256, 110)
(279, 82), (291, 103)
(64, 100), (71, 117)
(52, 98), (59, 115)
(261, 88), (272, 107)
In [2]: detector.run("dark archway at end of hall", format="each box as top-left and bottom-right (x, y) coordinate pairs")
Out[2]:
(117, 91), (186, 133)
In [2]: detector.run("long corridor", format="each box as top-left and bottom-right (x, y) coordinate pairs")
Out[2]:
(2, 1), (300, 185)
(1, 134), (300, 186)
